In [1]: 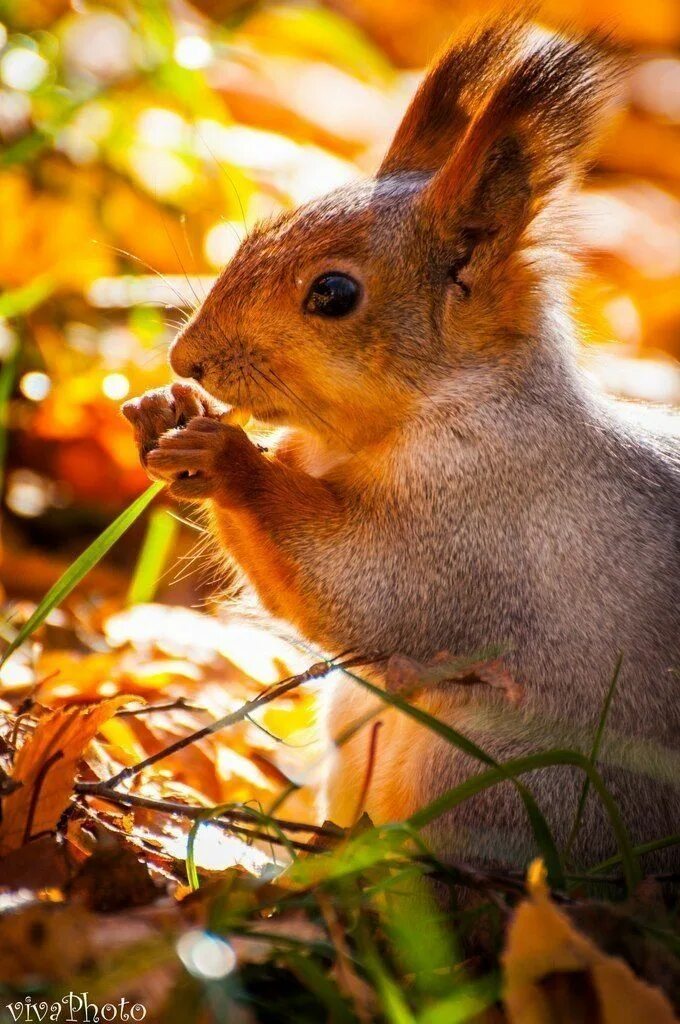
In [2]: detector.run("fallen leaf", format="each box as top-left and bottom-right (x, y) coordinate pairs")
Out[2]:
(0, 834), (71, 890)
(502, 859), (678, 1023)
(66, 826), (162, 912)
(0, 697), (129, 855)
(386, 651), (523, 704)
(0, 900), (94, 983)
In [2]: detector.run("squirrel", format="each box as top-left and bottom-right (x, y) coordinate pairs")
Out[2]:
(123, 19), (680, 873)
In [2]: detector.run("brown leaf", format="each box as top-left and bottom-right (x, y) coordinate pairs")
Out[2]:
(66, 826), (162, 912)
(0, 900), (95, 984)
(386, 651), (523, 703)
(0, 697), (129, 855)
(502, 860), (678, 1024)
(0, 834), (71, 890)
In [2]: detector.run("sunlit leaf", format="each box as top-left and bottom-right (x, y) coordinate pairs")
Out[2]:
(0, 696), (129, 854)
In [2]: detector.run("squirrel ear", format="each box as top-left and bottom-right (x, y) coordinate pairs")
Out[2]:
(418, 30), (623, 277)
(378, 19), (526, 177)
(425, 135), (533, 291)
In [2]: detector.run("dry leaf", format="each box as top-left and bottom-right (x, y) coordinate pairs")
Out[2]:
(386, 651), (523, 704)
(502, 860), (678, 1024)
(0, 833), (71, 889)
(66, 827), (161, 911)
(0, 697), (129, 855)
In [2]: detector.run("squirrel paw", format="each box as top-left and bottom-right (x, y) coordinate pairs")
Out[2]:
(146, 416), (261, 502)
(122, 382), (220, 469)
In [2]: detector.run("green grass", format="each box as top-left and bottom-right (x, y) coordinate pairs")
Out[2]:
(0, 344), (17, 501)
(127, 506), (179, 605)
(0, 481), (164, 667)
(565, 653), (623, 858)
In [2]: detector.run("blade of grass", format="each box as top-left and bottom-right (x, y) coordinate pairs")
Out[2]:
(0, 481), (164, 667)
(372, 861), (460, 999)
(127, 506), (179, 604)
(360, 936), (416, 1024)
(565, 653), (623, 858)
(588, 832), (680, 876)
(0, 276), (53, 317)
(406, 747), (641, 893)
(418, 975), (500, 1024)
(186, 802), (297, 890)
(285, 952), (356, 1024)
(339, 665), (565, 889)
(0, 344), (18, 500)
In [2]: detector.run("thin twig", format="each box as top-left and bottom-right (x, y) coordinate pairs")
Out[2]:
(80, 787), (320, 854)
(413, 855), (574, 905)
(80, 653), (383, 793)
(117, 697), (208, 718)
(352, 721), (382, 825)
(74, 782), (574, 898)
(318, 891), (374, 1024)
(74, 785), (337, 839)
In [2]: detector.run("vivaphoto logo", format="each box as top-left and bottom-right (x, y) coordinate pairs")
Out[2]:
(3, 994), (147, 1022)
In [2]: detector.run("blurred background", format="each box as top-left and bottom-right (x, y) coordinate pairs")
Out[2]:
(1, 0), (679, 603)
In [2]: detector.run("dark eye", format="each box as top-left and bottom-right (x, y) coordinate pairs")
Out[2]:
(304, 272), (360, 318)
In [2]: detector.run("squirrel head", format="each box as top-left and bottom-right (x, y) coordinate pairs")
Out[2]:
(171, 19), (622, 446)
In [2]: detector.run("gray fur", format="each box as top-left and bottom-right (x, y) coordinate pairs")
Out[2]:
(277, 313), (680, 870)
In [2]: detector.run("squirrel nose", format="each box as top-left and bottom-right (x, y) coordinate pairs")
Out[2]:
(170, 333), (204, 382)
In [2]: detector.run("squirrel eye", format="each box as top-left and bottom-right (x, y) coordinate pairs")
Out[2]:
(305, 272), (360, 318)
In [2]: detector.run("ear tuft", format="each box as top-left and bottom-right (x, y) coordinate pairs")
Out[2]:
(419, 28), (624, 265)
(378, 16), (531, 177)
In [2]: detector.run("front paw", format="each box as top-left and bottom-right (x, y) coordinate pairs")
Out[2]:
(146, 417), (261, 502)
(122, 382), (221, 470)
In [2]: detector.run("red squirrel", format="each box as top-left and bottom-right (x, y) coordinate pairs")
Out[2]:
(124, 20), (679, 871)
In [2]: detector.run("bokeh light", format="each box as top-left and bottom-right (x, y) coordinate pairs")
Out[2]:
(203, 222), (242, 268)
(101, 372), (130, 400)
(19, 371), (51, 401)
(174, 35), (213, 70)
(0, 47), (48, 91)
(6, 469), (52, 517)
(176, 930), (237, 980)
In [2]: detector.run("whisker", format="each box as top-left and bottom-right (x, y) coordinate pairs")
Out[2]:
(179, 213), (208, 302)
(220, 216), (244, 250)
(195, 125), (248, 233)
(156, 200), (203, 311)
(256, 366), (357, 454)
(94, 241), (196, 313)
(133, 299), (189, 323)
(169, 532), (215, 588)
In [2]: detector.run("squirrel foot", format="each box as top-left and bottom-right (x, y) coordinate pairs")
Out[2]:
(146, 416), (263, 503)
(122, 382), (221, 468)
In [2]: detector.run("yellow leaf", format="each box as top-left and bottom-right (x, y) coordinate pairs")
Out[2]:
(0, 697), (129, 855)
(503, 859), (678, 1024)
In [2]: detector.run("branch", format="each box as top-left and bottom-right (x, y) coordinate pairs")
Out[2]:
(80, 652), (382, 794)
(75, 786), (329, 854)
(116, 697), (208, 718)
(75, 780), (647, 900)
(75, 783), (560, 894)
(75, 785), (337, 839)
